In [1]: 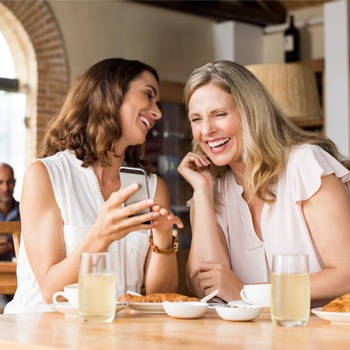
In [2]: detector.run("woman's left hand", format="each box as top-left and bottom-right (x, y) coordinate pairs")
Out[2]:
(194, 262), (243, 301)
(151, 205), (183, 235)
(150, 205), (183, 248)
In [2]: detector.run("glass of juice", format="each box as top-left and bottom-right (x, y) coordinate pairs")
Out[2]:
(79, 252), (117, 323)
(271, 254), (310, 327)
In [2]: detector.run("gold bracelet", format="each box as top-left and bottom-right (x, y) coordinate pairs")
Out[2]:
(149, 232), (178, 254)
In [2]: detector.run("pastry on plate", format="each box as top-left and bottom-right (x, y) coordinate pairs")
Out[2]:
(119, 293), (199, 303)
(322, 293), (350, 312)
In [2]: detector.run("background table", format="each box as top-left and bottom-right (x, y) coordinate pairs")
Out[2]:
(0, 309), (349, 349)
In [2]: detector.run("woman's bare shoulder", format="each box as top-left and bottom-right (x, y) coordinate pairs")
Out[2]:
(24, 160), (50, 184)
(22, 160), (55, 204)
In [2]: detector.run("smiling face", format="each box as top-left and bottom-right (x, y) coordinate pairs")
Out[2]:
(118, 70), (161, 149)
(188, 82), (243, 169)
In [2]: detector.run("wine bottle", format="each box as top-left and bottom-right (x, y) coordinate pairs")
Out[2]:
(284, 15), (300, 62)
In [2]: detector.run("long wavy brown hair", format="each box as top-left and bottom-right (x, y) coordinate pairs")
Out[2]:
(184, 60), (350, 203)
(40, 58), (159, 168)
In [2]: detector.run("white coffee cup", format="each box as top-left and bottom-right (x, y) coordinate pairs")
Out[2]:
(240, 283), (271, 306)
(52, 283), (78, 308)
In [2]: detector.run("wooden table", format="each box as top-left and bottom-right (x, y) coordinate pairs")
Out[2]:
(0, 309), (349, 349)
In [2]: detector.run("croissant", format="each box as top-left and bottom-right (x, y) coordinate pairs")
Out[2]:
(322, 293), (350, 312)
(119, 293), (199, 303)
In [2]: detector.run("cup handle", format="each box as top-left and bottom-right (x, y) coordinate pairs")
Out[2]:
(240, 289), (251, 304)
(52, 291), (66, 305)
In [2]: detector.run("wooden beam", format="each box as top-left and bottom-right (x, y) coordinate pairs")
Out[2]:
(133, 0), (286, 26)
(281, 0), (333, 11)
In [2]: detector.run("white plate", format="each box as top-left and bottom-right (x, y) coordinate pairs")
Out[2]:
(311, 307), (350, 325)
(49, 301), (128, 316)
(50, 302), (79, 316)
(128, 302), (164, 313)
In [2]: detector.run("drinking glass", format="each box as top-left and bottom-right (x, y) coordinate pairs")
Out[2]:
(271, 254), (310, 327)
(79, 252), (117, 323)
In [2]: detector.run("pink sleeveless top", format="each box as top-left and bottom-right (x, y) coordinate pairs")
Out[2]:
(215, 144), (350, 283)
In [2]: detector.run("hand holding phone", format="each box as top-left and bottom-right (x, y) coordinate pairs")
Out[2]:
(119, 166), (184, 232)
(119, 166), (151, 219)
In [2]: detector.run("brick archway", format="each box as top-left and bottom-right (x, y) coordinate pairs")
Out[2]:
(0, 0), (69, 159)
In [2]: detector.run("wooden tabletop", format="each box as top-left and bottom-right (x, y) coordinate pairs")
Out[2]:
(0, 309), (349, 349)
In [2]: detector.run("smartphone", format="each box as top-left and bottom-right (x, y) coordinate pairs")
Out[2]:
(119, 166), (151, 220)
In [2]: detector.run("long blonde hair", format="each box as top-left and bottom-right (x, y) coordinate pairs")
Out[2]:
(184, 60), (350, 203)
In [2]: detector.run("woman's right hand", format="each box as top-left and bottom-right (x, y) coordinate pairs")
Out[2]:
(178, 152), (214, 191)
(193, 262), (243, 302)
(88, 184), (161, 250)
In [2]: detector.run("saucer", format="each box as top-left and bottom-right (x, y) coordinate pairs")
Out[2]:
(50, 301), (128, 316)
(49, 302), (78, 316)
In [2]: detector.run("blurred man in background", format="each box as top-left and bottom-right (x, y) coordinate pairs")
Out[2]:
(0, 163), (19, 261)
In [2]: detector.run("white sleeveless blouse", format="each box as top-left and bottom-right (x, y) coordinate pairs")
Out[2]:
(5, 150), (157, 313)
(214, 144), (350, 284)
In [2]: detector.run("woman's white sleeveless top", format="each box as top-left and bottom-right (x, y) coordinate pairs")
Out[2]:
(5, 150), (157, 313)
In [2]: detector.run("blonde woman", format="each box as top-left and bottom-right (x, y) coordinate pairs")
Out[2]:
(178, 60), (350, 303)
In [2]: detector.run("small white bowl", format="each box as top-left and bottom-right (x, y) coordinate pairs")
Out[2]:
(215, 301), (262, 321)
(163, 301), (208, 319)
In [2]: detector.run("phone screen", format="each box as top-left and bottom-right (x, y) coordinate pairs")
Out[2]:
(119, 166), (150, 217)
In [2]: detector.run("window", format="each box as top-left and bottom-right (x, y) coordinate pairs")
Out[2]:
(0, 30), (27, 200)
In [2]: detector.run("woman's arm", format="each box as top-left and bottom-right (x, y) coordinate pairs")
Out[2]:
(21, 161), (69, 303)
(186, 192), (240, 300)
(144, 176), (182, 293)
(303, 174), (350, 300)
(178, 153), (236, 299)
(23, 161), (162, 304)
